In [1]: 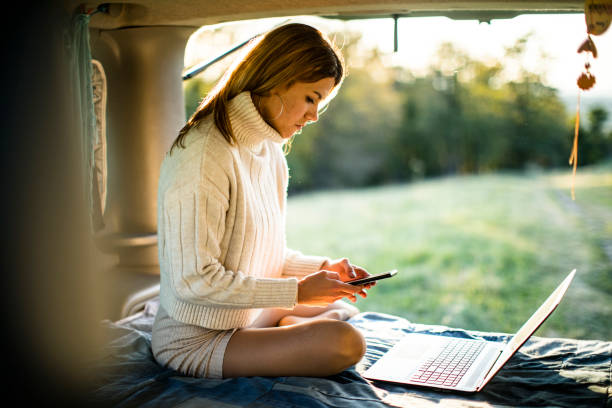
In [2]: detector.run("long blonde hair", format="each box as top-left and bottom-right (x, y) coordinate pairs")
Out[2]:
(171, 23), (345, 151)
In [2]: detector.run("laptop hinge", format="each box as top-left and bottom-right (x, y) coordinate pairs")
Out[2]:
(476, 348), (504, 391)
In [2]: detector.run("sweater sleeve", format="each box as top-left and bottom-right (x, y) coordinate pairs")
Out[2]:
(282, 248), (328, 278)
(163, 183), (298, 309)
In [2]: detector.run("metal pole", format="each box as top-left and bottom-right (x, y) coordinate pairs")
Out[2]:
(182, 19), (290, 80)
(393, 14), (399, 53)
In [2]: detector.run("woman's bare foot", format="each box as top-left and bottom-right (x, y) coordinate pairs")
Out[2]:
(278, 302), (359, 326)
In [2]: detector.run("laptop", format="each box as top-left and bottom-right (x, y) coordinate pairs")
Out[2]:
(363, 269), (576, 392)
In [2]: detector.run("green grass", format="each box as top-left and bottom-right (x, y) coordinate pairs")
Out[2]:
(286, 162), (612, 341)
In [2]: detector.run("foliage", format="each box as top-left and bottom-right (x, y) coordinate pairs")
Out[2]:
(580, 107), (612, 164)
(392, 41), (571, 179)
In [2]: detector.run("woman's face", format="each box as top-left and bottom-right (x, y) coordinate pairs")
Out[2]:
(259, 77), (335, 139)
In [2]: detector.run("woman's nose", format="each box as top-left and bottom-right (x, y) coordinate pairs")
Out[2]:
(306, 105), (318, 122)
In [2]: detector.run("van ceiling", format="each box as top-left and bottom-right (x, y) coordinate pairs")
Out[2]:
(71, 1), (584, 30)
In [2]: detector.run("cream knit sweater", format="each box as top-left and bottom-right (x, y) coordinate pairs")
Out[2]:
(157, 92), (327, 330)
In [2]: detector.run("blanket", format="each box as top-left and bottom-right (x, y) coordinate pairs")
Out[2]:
(91, 300), (611, 407)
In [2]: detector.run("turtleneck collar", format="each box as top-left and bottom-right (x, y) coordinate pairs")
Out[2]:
(227, 92), (285, 149)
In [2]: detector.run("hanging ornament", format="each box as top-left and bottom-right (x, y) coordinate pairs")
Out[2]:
(569, 0), (612, 200)
(576, 61), (596, 90)
(585, 0), (612, 35)
(577, 35), (598, 57)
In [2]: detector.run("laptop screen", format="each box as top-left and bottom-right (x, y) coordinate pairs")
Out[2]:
(478, 269), (576, 390)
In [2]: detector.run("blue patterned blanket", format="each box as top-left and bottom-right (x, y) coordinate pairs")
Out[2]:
(91, 300), (611, 407)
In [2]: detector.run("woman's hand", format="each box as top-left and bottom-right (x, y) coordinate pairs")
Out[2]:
(321, 258), (375, 302)
(297, 270), (365, 307)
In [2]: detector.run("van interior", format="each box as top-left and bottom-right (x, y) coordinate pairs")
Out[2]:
(4, 0), (605, 406)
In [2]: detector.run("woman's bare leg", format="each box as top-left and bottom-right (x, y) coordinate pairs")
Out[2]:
(223, 318), (366, 378)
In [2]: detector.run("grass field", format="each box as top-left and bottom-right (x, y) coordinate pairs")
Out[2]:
(286, 162), (612, 341)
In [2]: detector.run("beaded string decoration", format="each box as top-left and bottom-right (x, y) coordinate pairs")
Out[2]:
(571, 0), (611, 199)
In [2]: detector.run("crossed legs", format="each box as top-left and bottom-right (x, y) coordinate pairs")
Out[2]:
(222, 301), (365, 378)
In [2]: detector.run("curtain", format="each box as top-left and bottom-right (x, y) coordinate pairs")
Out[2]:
(68, 13), (105, 232)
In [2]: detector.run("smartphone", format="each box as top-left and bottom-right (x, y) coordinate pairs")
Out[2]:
(347, 269), (398, 285)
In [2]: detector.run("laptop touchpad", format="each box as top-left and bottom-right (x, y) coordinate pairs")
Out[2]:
(392, 334), (447, 361)
(365, 333), (445, 380)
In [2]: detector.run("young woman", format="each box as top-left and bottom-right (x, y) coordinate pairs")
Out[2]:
(152, 23), (374, 379)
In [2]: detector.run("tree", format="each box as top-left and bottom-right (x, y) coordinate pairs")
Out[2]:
(579, 107), (611, 164)
(393, 38), (572, 179)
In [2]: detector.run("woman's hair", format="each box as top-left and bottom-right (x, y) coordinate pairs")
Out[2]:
(171, 23), (345, 151)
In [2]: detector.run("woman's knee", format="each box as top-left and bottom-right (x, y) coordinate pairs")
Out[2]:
(315, 320), (366, 372)
(337, 321), (367, 366)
